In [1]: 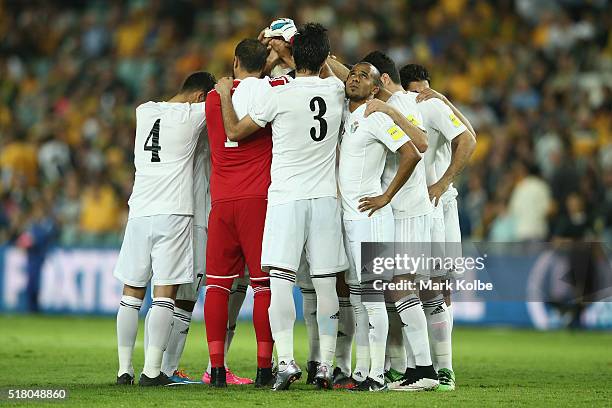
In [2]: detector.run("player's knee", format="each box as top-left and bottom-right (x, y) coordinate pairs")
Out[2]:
(175, 299), (196, 312)
(251, 278), (271, 298)
(122, 284), (146, 299)
(152, 284), (178, 299)
(206, 277), (234, 293)
(336, 272), (350, 297)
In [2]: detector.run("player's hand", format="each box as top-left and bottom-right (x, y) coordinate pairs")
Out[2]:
(416, 88), (448, 104)
(428, 180), (449, 207)
(269, 39), (292, 59)
(364, 99), (392, 117)
(258, 28), (268, 44)
(215, 77), (234, 96)
(358, 194), (391, 217)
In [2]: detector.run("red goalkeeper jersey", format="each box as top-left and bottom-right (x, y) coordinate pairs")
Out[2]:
(205, 76), (290, 204)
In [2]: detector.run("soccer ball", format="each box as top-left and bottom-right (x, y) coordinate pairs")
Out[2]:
(264, 18), (297, 43)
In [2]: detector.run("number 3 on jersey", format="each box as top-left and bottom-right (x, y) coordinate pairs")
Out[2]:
(310, 97), (327, 141)
(144, 119), (162, 162)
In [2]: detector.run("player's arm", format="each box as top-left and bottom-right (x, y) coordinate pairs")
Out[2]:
(215, 77), (263, 141)
(326, 55), (349, 82)
(429, 130), (476, 205)
(374, 88), (393, 102)
(319, 61), (334, 79)
(364, 99), (428, 153)
(359, 141), (421, 217)
(269, 39), (295, 70)
(416, 88), (476, 138)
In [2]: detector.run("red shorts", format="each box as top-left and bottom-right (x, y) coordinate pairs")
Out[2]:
(206, 198), (268, 281)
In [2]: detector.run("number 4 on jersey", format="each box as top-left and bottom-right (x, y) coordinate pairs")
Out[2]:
(144, 119), (162, 162)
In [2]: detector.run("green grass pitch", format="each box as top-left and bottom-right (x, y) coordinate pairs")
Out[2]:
(0, 315), (610, 407)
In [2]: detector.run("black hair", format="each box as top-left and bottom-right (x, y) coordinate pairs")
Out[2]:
(180, 71), (216, 94)
(235, 38), (268, 73)
(292, 23), (330, 73)
(399, 64), (431, 89)
(362, 51), (400, 84)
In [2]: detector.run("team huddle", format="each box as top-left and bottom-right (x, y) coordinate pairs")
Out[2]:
(112, 18), (476, 392)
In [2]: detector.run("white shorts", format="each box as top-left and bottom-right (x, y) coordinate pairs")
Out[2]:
(176, 224), (207, 302)
(430, 204), (447, 278)
(443, 199), (461, 243)
(344, 214), (395, 285)
(261, 197), (348, 276)
(443, 198), (463, 279)
(114, 215), (194, 287)
(295, 251), (314, 289)
(394, 213), (432, 279)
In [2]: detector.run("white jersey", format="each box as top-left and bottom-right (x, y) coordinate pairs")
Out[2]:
(339, 103), (410, 220)
(128, 101), (206, 219)
(420, 98), (468, 203)
(193, 133), (210, 227)
(249, 75), (345, 206)
(383, 91), (432, 218)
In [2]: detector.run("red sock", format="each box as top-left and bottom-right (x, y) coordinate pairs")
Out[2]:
(252, 281), (273, 368)
(204, 278), (232, 367)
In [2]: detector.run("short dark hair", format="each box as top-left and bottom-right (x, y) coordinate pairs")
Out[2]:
(292, 23), (330, 73)
(180, 71), (216, 94)
(362, 51), (400, 84)
(399, 64), (431, 89)
(235, 39), (267, 73)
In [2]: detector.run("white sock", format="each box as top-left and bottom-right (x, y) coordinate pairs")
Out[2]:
(143, 297), (175, 378)
(143, 306), (150, 358)
(363, 300), (388, 384)
(161, 307), (191, 376)
(386, 302), (407, 373)
(336, 296), (354, 375)
(300, 287), (320, 362)
(349, 288), (369, 382)
(395, 294), (432, 367)
(447, 303), (454, 333)
(423, 295), (452, 371)
(405, 332), (416, 369)
(226, 283), (247, 366)
(312, 276), (339, 367)
(117, 295), (142, 377)
(269, 270), (296, 368)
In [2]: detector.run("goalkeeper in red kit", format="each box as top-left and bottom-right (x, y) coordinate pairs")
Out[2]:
(203, 38), (291, 388)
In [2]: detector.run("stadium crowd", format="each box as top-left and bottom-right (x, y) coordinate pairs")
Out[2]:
(0, 0), (611, 246)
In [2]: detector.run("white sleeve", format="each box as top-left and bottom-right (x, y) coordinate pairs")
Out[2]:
(326, 75), (345, 90)
(248, 85), (278, 128)
(370, 112), (410, 152)
(427, 99), (467, 142)
(407, 108), (426, 132)
(190, 102), (207, 132)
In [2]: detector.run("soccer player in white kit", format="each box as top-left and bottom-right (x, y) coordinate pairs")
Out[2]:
(113, 72), (216, 386)
(401, 63), (477, 391)
(339, 62), (423, 391)
(142, 133), (211, 384)
(216, 23), (348, 391)
(362, 51), (439, 391)
(261, 21), (357, 387)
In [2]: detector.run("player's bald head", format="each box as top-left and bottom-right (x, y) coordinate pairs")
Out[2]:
(353, 62), (383, 87)
(345, 62), (383, 102)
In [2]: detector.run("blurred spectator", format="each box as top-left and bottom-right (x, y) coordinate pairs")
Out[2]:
(553, 193), (593, 240)
(15, 201), (57, 312)
(508, 162), (552, 241)
(55, 172), (81, 245)
(79, 177), (121, 245)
